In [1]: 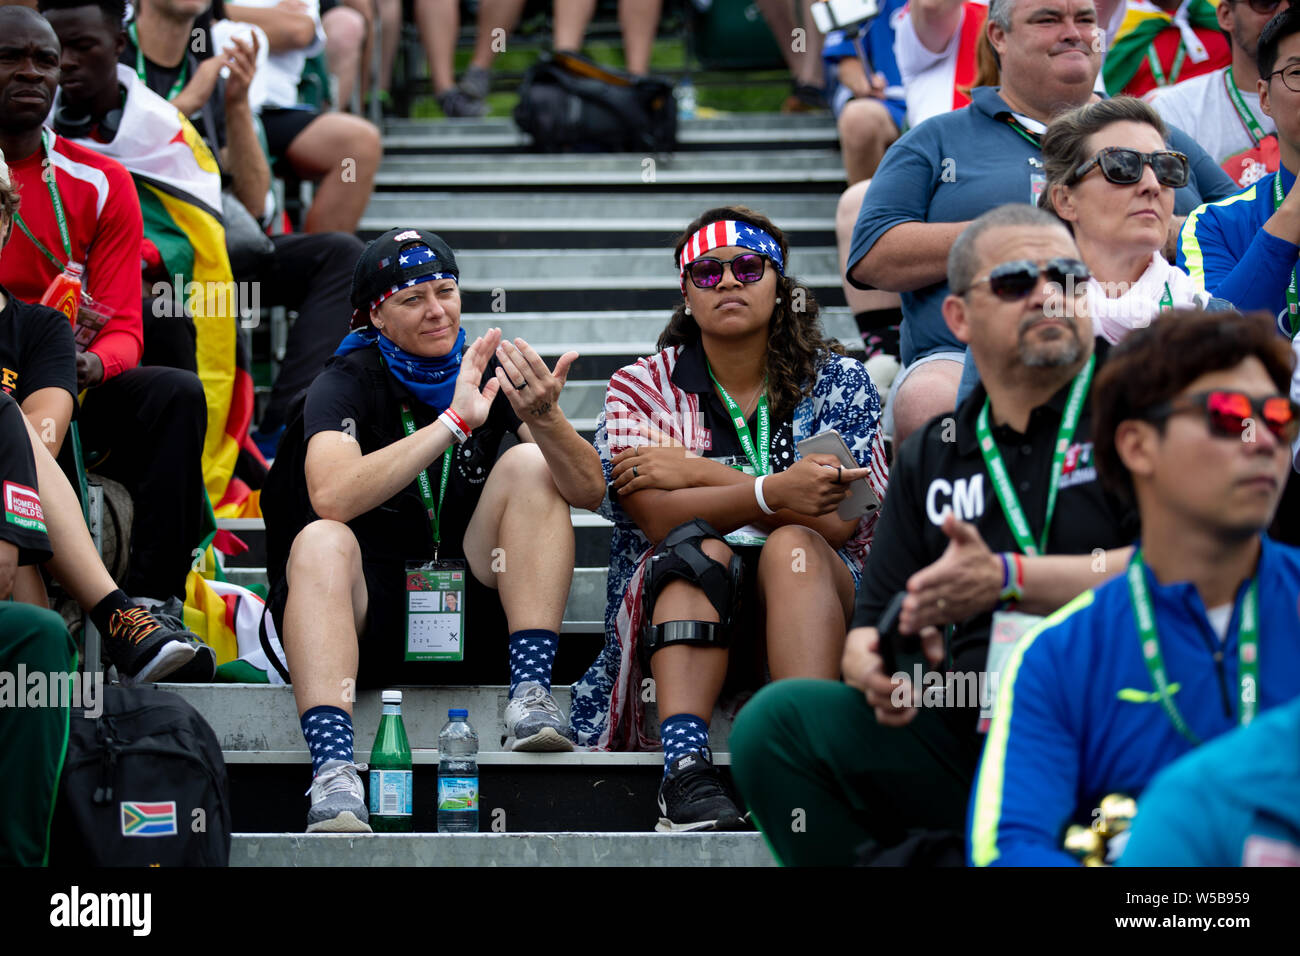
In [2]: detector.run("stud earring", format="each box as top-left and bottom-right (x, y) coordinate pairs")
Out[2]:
(684, 305), (692, 315)
(775, 297), (782, 304)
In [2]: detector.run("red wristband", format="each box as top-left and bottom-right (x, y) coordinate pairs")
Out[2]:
(443, 408), (471, 437)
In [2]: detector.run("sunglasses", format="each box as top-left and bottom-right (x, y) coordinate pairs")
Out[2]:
(685, 253), (769, 289)
(1144, 390), (1300, 443)
(1069, 146), (1190, 189)
(1239, 0), (1288, 15)
(964, 257), (1092, 301)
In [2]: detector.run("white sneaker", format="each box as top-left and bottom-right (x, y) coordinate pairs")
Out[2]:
(504, 682), (574, 752)
(306, 759), (372, 832)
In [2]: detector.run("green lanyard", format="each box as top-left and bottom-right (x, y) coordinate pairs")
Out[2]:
(1147, 40), (1187, 88)
(1127, 550), (1259, 745)
(707, 363), (770, 476)
(1271, 173), (1300, 336)
(130, 22), (188, 101)
(13, 129), (72, 272)
(1159, 282), (1173, 311)
(398, 403), (453, 550)
(1223, 66), (1266, 147)
(974, 353), (1095, 557)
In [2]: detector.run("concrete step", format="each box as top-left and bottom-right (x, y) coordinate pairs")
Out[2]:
(373, 150), (844, 188)
(232, 831), (775, 866)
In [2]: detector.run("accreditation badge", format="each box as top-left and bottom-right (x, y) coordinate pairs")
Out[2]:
(405, 559), (467, 661)
(977, 610), (1043, 733)
(1029, 171), (1047, 207)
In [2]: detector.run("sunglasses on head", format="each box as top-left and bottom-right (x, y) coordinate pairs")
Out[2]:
(965, 257), (1092, 301)
(1144, 390), (1300, 443)
(1069, 146), (1190, 189)
(685, 253), (769, 289)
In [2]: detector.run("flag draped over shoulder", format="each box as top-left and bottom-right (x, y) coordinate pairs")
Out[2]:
(1102, 0), (1221, 96)
(63, 64), (259, 518)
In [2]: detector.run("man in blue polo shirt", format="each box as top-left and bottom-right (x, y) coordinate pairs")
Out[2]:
(1180, 4), (1300, 337)
(849, 0), (1234, 447)
(969, 310), (1300, 867)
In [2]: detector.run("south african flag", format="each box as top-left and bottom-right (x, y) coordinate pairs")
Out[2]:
(120, 801), (178, 837)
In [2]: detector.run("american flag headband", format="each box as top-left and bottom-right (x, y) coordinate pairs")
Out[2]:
(370, 244), (457, 311)
(678, 220), (785, 293)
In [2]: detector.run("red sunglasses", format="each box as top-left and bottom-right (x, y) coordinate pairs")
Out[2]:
(1144, 390), (1300, 443)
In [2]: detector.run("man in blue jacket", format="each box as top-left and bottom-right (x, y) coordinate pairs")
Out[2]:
(1180, 4), (1300, 336)
(969, 309), (1300, 866)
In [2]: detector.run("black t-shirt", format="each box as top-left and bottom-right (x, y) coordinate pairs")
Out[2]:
(0, 286), (77, 406)
(302, 345), (523, 568)
(0, 392), (53, 567)
(854, 341), (1138, 678)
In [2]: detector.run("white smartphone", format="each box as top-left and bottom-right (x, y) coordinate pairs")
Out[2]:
(810, 0), (882, 34)
(795, 429), (881, 521)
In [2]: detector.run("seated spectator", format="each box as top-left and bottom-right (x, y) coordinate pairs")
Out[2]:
(425, 0), (663, 118)
(1103, 0), (1230, 97)
(224, 0), (381, 233)
(262, 228), (604, 832)
(574, 206), (889, 831)
(0, 6), (209, 610)
(1121, 692), (1300, 866)
(821, 0), (906, 184)
(1041, 98), (1210, 347)
(756, 0), (827, 111)
(1146, 0), (1287, 188)
(846, 0), (1235, 447)
(124, 0), (366, 451)
(1179, 4), (1300, 337)
(729, 205), (1138, 866)
(970, 309), (1300, 866)
(896, 0), (989, 127)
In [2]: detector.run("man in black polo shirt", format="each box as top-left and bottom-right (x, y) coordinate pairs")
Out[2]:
(730, 204), (1140, 865)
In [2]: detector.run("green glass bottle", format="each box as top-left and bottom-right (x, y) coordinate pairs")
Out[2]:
(368, 690), (413, 832)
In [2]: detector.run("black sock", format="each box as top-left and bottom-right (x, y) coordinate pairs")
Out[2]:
(90, 590), (136, 636)
(853, 309), (903, 360)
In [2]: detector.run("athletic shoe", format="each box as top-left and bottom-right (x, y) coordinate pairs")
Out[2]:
(504, 681), (574, 752)
(781, 83), (827, 113)
(306, 759), (372, 833)
(138, 597), (216, 683)
(458, 65), (491, 100)
(437, 87), (487, 118)
(656, 749), (748, 833)
(104, 605), (197, 685)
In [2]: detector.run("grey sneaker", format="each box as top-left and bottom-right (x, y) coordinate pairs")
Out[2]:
(458, 65), (491, 100)
(504, 681), (574, 752)
(306, 759), (372, 833)
(137, 597), (215, 683)
(437, 86), (487, 118)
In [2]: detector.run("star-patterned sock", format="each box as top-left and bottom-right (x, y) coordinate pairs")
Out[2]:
(301, 705), (354, 776)
(661, 713), (710, 773)
(508, 629), (558, 697)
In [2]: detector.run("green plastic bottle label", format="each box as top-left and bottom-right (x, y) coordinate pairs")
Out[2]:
(370, 769), (412, 816)
(437, 777), (478, 811)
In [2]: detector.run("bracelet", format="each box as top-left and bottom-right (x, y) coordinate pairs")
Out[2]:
(997, 552), (1025, 607)
(754, 474), (777, 515)
(438, 411), (470, 444)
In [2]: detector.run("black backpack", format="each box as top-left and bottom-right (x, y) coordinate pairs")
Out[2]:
(49, 684), (231, 866)
(513, 51), (677, 153)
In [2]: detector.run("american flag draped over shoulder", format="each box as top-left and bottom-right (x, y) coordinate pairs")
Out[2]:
(568, 346), (890, 751)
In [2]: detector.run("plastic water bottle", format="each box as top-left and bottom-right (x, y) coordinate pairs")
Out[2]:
(674, 77), (697, 121)
(437, 708), (479, 833)
(40, 260), (83, 323)
(369, 690), (413, 832)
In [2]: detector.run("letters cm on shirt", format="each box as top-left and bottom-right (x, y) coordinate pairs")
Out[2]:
(926, 474), (985, 525)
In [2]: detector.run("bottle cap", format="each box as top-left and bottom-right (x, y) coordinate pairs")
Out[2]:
(382, 690), (402, 705)
(449, 708), (468, 719)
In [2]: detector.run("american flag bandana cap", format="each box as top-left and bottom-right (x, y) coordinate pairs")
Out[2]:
(678, 220), (785, 293)
(362, 244), (457, 316)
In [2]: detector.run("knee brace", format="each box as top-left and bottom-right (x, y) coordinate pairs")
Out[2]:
(640, 519), (743, 668)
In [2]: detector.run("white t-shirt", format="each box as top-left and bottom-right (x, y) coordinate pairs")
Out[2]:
(1146, 67), (1277, 185)
(1087, 252), (1206, 345)
(225, 0), (325, 109)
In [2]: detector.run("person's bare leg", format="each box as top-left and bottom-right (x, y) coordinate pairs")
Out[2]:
(282, 520), (369, 718)
(469, 0), (527, 70)
(892, 360), (963, 448)
(286, 114), (382, 234)
(553, 0), (597, 51)
(12, 564), (49, 607)
(757, 525), (853, 679)
(837, 98), (898, 184)
(647, 537), (733, 722)
(755, 0), (820, 86)
(415, 0), (459, 94)
(377, 0), (400, 93)
(797, 0), (824, 78)
(324, 5), (367, 110)
(618, 0), (661, 75)
(461, 443), (571, 632)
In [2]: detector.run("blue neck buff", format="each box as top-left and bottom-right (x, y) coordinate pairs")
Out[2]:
(335, 325), (465, 410)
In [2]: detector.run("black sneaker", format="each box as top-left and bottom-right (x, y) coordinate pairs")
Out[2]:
(140, 597), (216, 683)
(103, 605), (198, 685)
(656, 749), (749, 833)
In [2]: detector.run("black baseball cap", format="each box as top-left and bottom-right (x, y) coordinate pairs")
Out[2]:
(350, 227), (460, 327)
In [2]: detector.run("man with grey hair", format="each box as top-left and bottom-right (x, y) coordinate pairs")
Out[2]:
(729, 205), (1139, 866)
(845, 0), (1235, 450)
